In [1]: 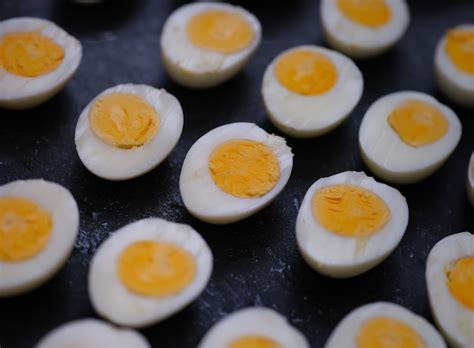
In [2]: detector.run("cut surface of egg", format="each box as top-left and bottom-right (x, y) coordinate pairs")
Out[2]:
(0, 179), (79, 297)
(0, 17), (82, 109)
(426, 232), (474, 347)
(325, 302), (446, 348)
(75, 84), (183, 180)
(160, 2), (261, 88)
(199, 307), (309, 348)
(262, 45), (363, 138)
(359, 91), (462, 184)
(88, 218), (212, 327)
(467, 154), (474, 207)
(180, 122), (293, 224)
(296, 171), (408, 278)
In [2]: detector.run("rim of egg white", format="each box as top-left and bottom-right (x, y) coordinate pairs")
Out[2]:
(179, 122), (293, 224)
(0, 179), (79, 297)
(75, 84), (184, 181)
(296, 171), (408, 278)
(88, 218), (213, 328)
(467, 153), (474, 207)
(262, 45), (363, 138)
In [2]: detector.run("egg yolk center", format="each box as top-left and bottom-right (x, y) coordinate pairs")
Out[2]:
(337, 0), (392, 28)
(274, 49), (338, 96)
(209, 139), (280, 198)
(312, 184), (390, 237)
(388, 99), (449, 147)
(446, 256), (474, 310)
(186, 10), (254, 54)
(0, 196), (53, 262)
(357, 316), (426, 348)
(88, 93), (159, 149)
(445, 28), (474, 75)
(0, 31), (64, 77)
(228, 336), (282, 348)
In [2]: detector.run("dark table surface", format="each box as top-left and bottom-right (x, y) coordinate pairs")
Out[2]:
(0, 0), (473, 347)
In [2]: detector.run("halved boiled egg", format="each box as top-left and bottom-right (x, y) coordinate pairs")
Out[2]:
(75, 84), (184, 180)
(296, 171), (408, 278)
(0, 179), (79, 296)
(426, 232), (474, 347)
(359, 91), (462, 184)
(180, 122), (293, 224)
(199, 307), (309, 348)
(88, 218), (212, 328)
(467, 153), (474, 207)
(160, 2), (261, 88)
(0, 17), (82, 109)
(262, 45), (363, 138)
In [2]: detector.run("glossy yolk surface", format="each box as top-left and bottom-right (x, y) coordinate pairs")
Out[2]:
(445, 28), (474, 75)
(337, 0), (392, 28)
(228, 336), (282, 348)
(447, 256), (474, 310)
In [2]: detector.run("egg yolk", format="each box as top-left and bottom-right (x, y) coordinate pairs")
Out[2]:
(209, 139), (280, 198)
(228, 336), (282, 348)
(0, 31), (64, 77)
(445, 28), (474, 75)
(89, 93), (159, 149)
(312, 184), (390, 237)
(357, 316), (426, 348)
(337, 0), (391, 28)
(0, 197), (52, 262)
(187, 10), (254, 54)
(446, 257), (474, 310)
(117, 240), (196, 297)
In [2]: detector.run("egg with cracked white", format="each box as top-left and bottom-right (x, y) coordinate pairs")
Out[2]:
(467, 153), (474, 207)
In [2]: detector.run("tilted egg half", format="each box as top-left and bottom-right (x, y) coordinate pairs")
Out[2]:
(262, 45), (363, 138)
(0, 179), (79, 297)
(0, 17), (82, 109)
(296, 171), (408, 278)
(467, 153), (474, 207)
(180, 122), (293, 224)
(359, 91), (462, 184)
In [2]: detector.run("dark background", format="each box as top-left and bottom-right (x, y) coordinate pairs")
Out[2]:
(0, 0), (473, 347)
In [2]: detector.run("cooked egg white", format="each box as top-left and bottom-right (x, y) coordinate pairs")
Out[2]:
(467, 153), (474, 207)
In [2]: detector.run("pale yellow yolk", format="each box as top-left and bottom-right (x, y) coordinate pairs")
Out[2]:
(337, 0), (392, 28)
(445, 28), (474, 75)
(312, 184), (390, 237)
(187, 10), (254, 54)
(228, 336), (282, 348)
(447, 256), (474, 310)
(0, 197), (52, 262)
(88, 93), (159, 149)
(117, 241), (196, 297)
(0, 31), (64, 77)
(274, 49), (338, 96)
(357, 317), (426, 348)
(388, 100), (449, 147)
(209, 139), (280, 198)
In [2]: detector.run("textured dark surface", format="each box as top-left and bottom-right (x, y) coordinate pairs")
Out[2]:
(0, 0), (473, 347)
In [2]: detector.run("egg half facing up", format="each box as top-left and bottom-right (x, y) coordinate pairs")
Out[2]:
(296, 171), (408, 278)
(0, 179), (79, 297)
(160, 2), (261, 88)
(467, 153), (474, 207)
(0, 17), (82, 109)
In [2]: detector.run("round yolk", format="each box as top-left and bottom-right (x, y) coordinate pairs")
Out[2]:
(88, 93), (159, 149)
(228, 336), (282, 348)
(186, 10), (254, 54)
(208, 139), (280, 198)
(0, 196), (52, 262)
(312, 184), (390, 237)
(274, 49), (338, 96)
(357, 316), (426, 348)
(0, 31), (64, 77)
(117, 241), (196, 297)
(445, 28), (474, 75)
(446, 256), (474, 310)
(388, 99), (449, 147)
(337, 0), (392, 28)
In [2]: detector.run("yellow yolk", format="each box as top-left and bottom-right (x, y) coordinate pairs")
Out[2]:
(228, 336), (282, 348)
(312, 184), (390, 237)
(337, 0), (392, 28)
(117, 241), (196, 297)
(447, 256), (474, 310)
(209, 139), (280, 198)
(89, 93), (159, 149)
(357, 316), (426, 348)
(0, 197), (52, 262)
(445, 28), (474, 75)
(187, 10), (254, 54)
(0, 31), (64, 77)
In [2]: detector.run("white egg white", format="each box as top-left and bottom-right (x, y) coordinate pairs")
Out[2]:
(467, 153), (474, 207)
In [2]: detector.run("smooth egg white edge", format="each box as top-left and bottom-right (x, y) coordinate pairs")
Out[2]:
(467, 153), (474, 207)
